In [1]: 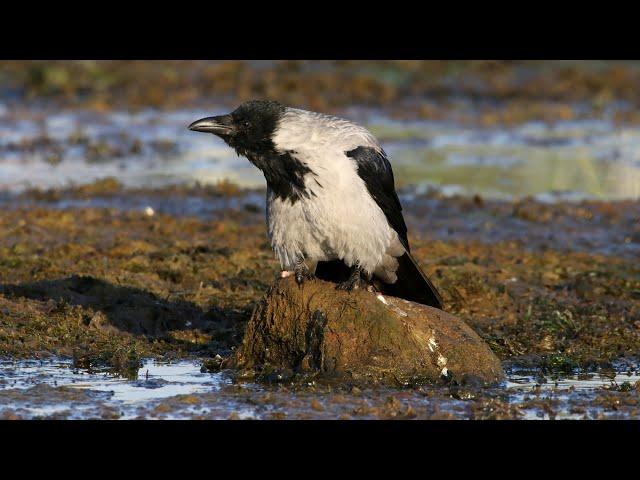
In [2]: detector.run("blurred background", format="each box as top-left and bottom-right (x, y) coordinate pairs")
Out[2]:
(1, 60), (640, 199)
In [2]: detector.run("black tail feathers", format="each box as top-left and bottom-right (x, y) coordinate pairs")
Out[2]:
(315, 254), (443, 310)
(379, 253), (443, 309)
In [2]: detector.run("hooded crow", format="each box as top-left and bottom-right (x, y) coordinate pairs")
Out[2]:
(189, 100), (443, 309)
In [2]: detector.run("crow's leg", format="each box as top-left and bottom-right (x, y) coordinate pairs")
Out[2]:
(294, 257), (315, 285)
(336, 265), (368, 292)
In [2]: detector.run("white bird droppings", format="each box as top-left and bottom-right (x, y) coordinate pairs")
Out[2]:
(437, 354), (448, 368)
(392, 307), (408, 317)
(376, 294), (408, 316)
(437, 353), (449, 378)
(428, 336), (449, 376)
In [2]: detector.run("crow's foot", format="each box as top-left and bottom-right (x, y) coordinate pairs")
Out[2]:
(336, 265), (367, 292)
(294, 259), (315, 286)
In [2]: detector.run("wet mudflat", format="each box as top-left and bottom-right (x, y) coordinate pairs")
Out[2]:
(1, 358), (639, 419)
(1, 61), (639, 419)
(0, 184), (638, 419)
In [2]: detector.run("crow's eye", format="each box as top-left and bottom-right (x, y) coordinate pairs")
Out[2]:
(243, 121), (251, 128)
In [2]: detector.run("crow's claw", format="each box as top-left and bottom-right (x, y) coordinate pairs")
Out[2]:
(295, 271), (316, 285)
(294, 260), (315, 286)
(336, 265), (365, 292)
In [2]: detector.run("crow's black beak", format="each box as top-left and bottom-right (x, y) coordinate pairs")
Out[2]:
(188, 114), (234, 135)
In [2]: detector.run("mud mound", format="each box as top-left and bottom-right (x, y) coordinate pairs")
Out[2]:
(234, 277), (504, 386)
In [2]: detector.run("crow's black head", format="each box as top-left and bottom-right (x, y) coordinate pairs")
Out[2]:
(189, 100), (285, 157)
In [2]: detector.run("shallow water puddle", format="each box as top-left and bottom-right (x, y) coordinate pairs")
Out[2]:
(1, 107), (640, 200)
(504, 369), (640, 420)
(506, 371), (640, 391)
(70, 362), (227, 404)
(0, 358), (638, 419)
(0, 359), (231, 419)
(0, 359), (225, 398)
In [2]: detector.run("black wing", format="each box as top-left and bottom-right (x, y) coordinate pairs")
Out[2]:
(346, 146), (410, 250)
(339, 146), (443, 309)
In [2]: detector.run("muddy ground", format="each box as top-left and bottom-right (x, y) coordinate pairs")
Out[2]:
(1, 61), (639, 418)
(1, 181), (638, 378)
(4, 60), (640, 124)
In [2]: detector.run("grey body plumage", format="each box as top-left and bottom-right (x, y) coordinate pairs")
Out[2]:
(189, 100), (443, 308)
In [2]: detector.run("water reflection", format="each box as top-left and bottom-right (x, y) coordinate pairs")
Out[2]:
(0, 359), (638, 420)
(1, 107), (639, 200)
